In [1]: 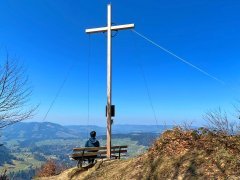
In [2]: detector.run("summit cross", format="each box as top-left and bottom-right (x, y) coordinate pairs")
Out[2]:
(85, 4), (134, 159)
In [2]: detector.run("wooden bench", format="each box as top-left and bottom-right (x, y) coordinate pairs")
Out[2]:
(70, 145), (128, 167)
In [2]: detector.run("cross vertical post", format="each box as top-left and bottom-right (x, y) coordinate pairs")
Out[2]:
(85, 4), (134, 159)
(106, 4), (112, 159)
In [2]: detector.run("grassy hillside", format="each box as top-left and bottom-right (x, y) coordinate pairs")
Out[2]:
(0, 122), (160, 179)
(0, 122), (170, 179)
(43, 127), (240, 179)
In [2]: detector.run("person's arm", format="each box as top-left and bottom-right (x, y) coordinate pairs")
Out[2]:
(85, 140), (88, 147)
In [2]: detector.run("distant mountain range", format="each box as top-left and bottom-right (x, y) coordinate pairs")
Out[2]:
(2, 122), (172, 141)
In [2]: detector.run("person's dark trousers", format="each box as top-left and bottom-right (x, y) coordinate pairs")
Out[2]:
(88, 155), (97, 164)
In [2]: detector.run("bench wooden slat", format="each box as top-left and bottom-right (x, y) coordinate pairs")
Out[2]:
(109, 145), (128, 149)
(73, 146), (106, 151)
(71, 149), (127, 158)
(73, 145), (128, 151)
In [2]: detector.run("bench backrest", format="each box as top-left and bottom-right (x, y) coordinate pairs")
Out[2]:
(73, 145), (127, 151)
(72, 145), (128, 157)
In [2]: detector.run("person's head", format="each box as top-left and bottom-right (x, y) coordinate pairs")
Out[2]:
(90, 131), (96, 138)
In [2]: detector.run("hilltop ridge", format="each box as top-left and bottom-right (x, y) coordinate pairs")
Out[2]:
(37, 127), (240, 179)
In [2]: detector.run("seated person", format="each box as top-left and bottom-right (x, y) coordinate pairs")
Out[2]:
(85, 131), (100, 163)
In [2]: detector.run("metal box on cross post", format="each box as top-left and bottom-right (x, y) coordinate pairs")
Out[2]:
(106, 105), (115, 117)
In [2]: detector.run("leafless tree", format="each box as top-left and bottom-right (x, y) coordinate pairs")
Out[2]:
(232, 101), (240, 133)
(233, 100), (240, 119)
(0, 56), (37, 129)
(203, 108), (236, 134)
(180, 120), (194, 131)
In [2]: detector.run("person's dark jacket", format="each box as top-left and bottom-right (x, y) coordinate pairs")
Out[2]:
(85, 137), (100, 148)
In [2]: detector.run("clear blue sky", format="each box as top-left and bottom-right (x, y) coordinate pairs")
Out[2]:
(0, 0), (240, 126)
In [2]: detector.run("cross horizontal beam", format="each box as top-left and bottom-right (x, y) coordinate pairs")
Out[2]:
(85, 23), (134, 34)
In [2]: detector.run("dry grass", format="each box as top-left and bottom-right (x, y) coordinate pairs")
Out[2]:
(145, 127), (240, 179)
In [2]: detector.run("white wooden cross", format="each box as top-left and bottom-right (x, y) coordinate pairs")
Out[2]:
(85, 4), (134, 158)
